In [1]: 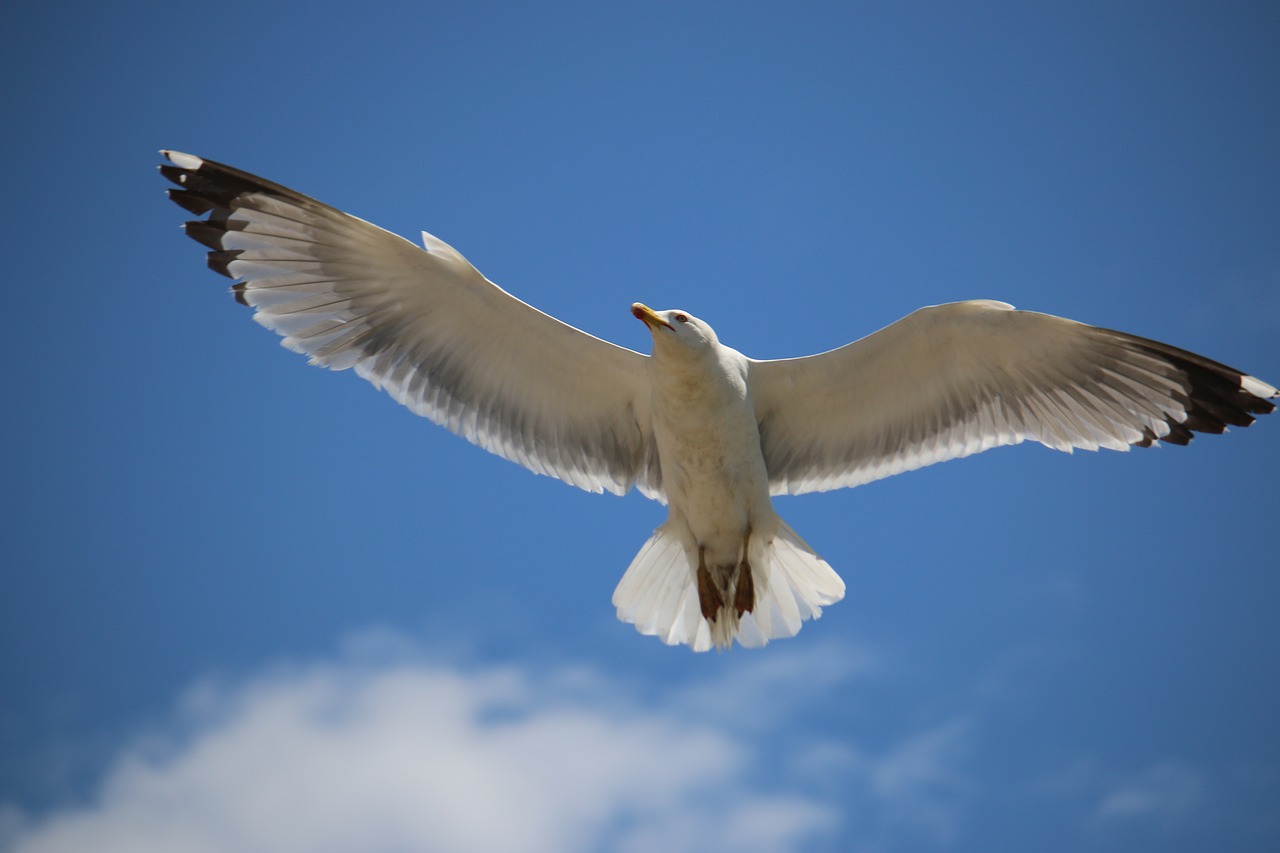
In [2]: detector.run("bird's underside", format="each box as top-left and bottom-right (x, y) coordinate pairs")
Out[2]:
(160, 149), (1278, 651)
(697, 543), (749, 620)
(698, 534), (764, 649)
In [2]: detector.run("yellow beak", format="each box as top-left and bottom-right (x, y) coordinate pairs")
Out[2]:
(631, 302), (672, 330)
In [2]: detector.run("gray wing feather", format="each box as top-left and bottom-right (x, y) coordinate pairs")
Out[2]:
(161, 151), (660, 499)
(749, 300), (1276, 495)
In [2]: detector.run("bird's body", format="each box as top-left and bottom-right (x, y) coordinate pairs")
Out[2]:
(160, 150), (1277, 651)
(649, 329), (762, 573)
(632, 305), (809, 647)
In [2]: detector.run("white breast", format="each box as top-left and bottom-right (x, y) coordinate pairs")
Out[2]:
(649, 345), (771, 563)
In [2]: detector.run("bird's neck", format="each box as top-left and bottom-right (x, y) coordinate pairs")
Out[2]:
(650, 344), (748, 412)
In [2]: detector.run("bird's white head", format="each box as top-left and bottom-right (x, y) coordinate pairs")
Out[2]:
(631, 303), (719, 356)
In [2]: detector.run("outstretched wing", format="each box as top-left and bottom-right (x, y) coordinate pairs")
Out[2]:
(161, 151), (659, 498)
(749, 300), (1276, 495)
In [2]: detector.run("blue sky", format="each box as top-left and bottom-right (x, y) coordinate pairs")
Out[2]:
(2, 2), (1278, 850)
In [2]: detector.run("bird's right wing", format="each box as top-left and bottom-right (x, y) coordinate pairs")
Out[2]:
(161, 151), (660, 498)
(749, 300), (1276, 495)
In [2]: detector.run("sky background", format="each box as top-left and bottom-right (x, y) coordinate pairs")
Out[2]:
(2, 2), (1278, 851)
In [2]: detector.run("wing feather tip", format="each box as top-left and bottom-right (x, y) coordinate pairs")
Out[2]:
(1242, 373), (1279, 405)
(161, 150), (204, 170)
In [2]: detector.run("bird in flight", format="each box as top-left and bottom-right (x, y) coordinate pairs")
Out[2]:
(160, 150), (1276, 651)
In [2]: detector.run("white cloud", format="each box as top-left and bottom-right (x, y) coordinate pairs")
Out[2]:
(0, 635), (995, 853)
(672, 641), (877, 732)
(1094, 760), (1206, 827)
(825, 717), (973, 850)
(868, 718), (969, 800)
(2, 637), (853, 853)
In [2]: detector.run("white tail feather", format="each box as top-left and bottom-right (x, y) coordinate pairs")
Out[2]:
(612, 519), (845, 651)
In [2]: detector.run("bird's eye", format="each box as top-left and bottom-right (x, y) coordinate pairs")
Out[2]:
(674, 313), (689, 324)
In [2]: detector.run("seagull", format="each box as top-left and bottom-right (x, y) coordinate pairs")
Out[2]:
(160, 150), (1277, 652)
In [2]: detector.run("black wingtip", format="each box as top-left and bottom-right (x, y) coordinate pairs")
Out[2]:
(183, 220), (225, 250)
(206, 249), (243, 279)
(160, 150), (331, 303)
(168, 188), (215, 215)
(1114, 333), (1277, 448)
(158, 163), (187, 187)
(161, 151), (279, 297)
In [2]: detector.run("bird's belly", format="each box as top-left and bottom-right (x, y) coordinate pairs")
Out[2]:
(657, 421), (771, 565)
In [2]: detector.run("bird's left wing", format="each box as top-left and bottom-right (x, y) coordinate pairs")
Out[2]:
(749, 300), (1276, 495)
(161, 151), (659, 498)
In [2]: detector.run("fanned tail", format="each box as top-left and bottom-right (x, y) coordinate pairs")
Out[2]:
(611, 519), (846, 651)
